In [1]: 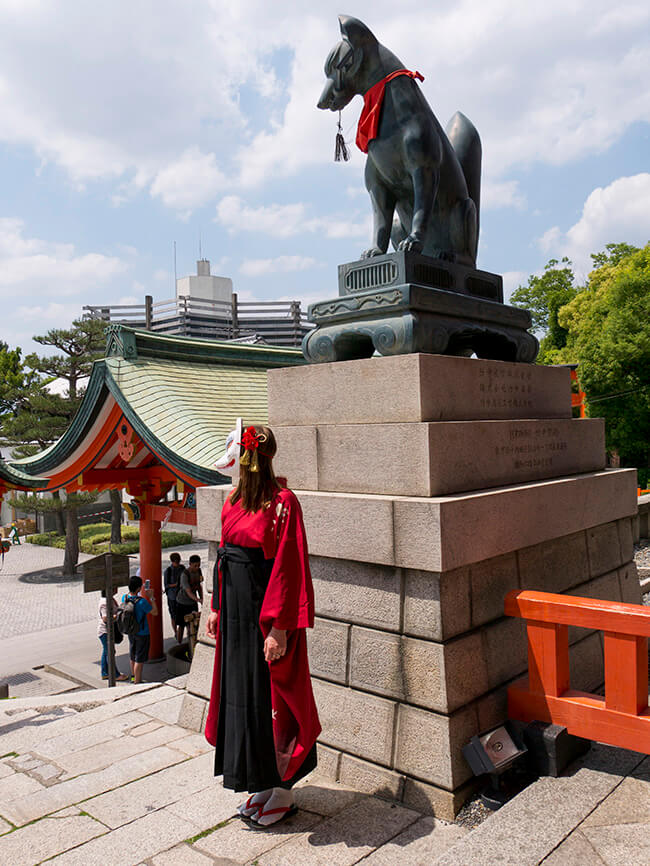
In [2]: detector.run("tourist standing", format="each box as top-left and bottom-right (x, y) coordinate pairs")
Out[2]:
(97, 590), (128, 681)
(122, 575), (158, 683)
(175, 554), (203, 643)
(163, 552), (183, 639)
(205, 423), (320, 829)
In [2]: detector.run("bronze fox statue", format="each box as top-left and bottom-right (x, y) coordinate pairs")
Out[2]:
(318, 15), (481, 269)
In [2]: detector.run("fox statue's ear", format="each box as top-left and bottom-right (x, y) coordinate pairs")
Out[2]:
(338, 15), (378, 50)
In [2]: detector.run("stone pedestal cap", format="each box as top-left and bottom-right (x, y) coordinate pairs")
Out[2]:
(268, 354), (571, 426)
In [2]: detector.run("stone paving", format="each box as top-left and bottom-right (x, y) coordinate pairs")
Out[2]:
(0, 541), (209, 641)
(0, 682), (649, 865)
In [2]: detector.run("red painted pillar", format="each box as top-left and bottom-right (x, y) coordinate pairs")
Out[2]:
(139, 508), (163, 660)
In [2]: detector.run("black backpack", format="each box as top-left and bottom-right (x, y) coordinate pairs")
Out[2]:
(115, 595), (141, 637)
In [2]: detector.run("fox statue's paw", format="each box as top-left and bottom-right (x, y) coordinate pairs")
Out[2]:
(360, 246), (384, 259)
(397, 235), (424, 254)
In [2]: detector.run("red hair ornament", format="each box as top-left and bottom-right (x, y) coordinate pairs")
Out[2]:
(239, 426), (268, 472)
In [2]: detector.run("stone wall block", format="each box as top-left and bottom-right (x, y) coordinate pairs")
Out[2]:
(349, 627), (405, 700)
(310, 556), (402, 632)
(617, 517), (634, 564)
(312, 679), (396, 766)
(587, 521), (623, 577)
(186, 642), (215, 701)
(470, 553), (519, 627)
(316, 423), (432, 497)
(518, 530), (589, 594)
(301, 493), (395, 565)
(313, 744), (341, 782)
(196, 485), (229, 541)
(442, 633), (490, 712)
(206, 541), (219, 594)
(308, 618), (350, 684)
(197, 601), (216, 648)
(570, 633), (604, 693)
(403, 567), (471, 641)
(178, 694), (207, 732)
(338, 754), (404, 800)
(619, 562), (642, 605)
(273, 426), (318, 491)
(267, 354), (572, 427)
(483, 616), (528, 689)
(393, 499), (442, 572)
(402, 777), (476, 823)
(394, 704), (479, 789)
(566, 569), (621, 644)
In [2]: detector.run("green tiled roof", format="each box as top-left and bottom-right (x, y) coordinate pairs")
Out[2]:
(106, 355), (270, 479)
(8, 326), (304, 488)
(0, 459), (46, 488)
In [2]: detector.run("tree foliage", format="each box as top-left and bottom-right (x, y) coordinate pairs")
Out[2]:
(557, 242), (650, 470)
(1, 318), (107, 572)
(513, 242), (650, 479)
(510, 258), (579, 363)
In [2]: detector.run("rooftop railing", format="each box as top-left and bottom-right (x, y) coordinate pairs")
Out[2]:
(83, 293), (313, 348)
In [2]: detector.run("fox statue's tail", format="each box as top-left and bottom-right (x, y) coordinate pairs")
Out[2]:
(446, 111), (481, 263)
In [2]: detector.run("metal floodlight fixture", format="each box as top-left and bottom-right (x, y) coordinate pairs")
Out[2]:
(463, 722), (528, 777)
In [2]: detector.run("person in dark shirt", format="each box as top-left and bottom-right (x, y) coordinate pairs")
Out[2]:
(163, 552), (184, 641)
(175, 554), (203, 643)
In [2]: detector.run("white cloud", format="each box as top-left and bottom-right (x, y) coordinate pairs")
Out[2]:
(215, 195), (368, 240)
(150, 148), (226, 212)
(0, 0), (646, 240)
(502, 271), (528, 303)
(482, 180), (526, 211)
(0, 218), (128, 301)
(538, 173), (650, 276)
(240, 255), (320, 277)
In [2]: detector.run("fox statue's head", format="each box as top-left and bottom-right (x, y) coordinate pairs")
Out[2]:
(317, 16), (379, 111)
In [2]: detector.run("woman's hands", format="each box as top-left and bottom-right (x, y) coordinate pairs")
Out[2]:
(206, 611), (219, 638)
(264, 627), (287, 663)
(205, 615), (286, 664)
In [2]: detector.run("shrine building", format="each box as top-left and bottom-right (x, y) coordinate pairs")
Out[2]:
(0, 324), (304, 657)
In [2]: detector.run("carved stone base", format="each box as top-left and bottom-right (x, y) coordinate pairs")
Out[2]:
(303, 283), (539, 364)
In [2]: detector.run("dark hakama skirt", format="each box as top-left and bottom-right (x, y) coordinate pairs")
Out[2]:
(214, 543), (316, 792)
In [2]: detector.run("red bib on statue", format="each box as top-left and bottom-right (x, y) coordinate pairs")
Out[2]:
(356, 68), (424, 153)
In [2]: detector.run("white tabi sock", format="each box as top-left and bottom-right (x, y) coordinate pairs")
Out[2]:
(254, 787), (295, 826)
(238, 787), (273, 817)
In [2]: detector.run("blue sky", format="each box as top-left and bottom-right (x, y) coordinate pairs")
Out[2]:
(0, 0), (648, 354)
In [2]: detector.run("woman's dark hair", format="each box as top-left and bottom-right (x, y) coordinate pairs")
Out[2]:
(230, 425), (283, 513)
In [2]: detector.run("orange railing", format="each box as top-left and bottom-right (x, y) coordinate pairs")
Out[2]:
(505, 590), (650, 753)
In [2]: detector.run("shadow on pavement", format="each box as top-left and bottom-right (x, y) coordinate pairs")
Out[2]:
(19, 568), (82, 584)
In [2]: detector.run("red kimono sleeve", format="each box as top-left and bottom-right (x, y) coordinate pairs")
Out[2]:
(260, 490), (314, 633)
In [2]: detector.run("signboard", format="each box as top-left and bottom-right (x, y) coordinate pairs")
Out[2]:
(82, 553), (130, 593)
(79, 552), (132, 688)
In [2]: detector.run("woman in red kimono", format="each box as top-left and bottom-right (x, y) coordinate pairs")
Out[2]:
(205, 421), (320, 828)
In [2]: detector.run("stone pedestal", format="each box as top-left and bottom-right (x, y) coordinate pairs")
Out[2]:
(182, 353), (640, 820)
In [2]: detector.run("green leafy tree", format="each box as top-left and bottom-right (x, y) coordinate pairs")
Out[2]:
(510, 257), (580, 363)
(557, 242), (650, 476)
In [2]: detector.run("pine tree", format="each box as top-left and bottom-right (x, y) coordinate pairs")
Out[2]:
(1, 318), (117, 573)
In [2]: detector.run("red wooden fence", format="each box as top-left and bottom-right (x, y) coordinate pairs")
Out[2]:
(505, 589), (650, 753)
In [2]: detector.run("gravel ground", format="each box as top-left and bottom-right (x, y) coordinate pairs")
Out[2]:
(634, 539), (650, 569)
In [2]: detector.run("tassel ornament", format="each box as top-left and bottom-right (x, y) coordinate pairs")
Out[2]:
(334, 111), (350, 162)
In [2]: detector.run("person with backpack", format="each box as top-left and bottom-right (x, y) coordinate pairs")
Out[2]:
(119, 574), (158, 683)
(163, 552), (184, 639)
(98, 589), (129, 682)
